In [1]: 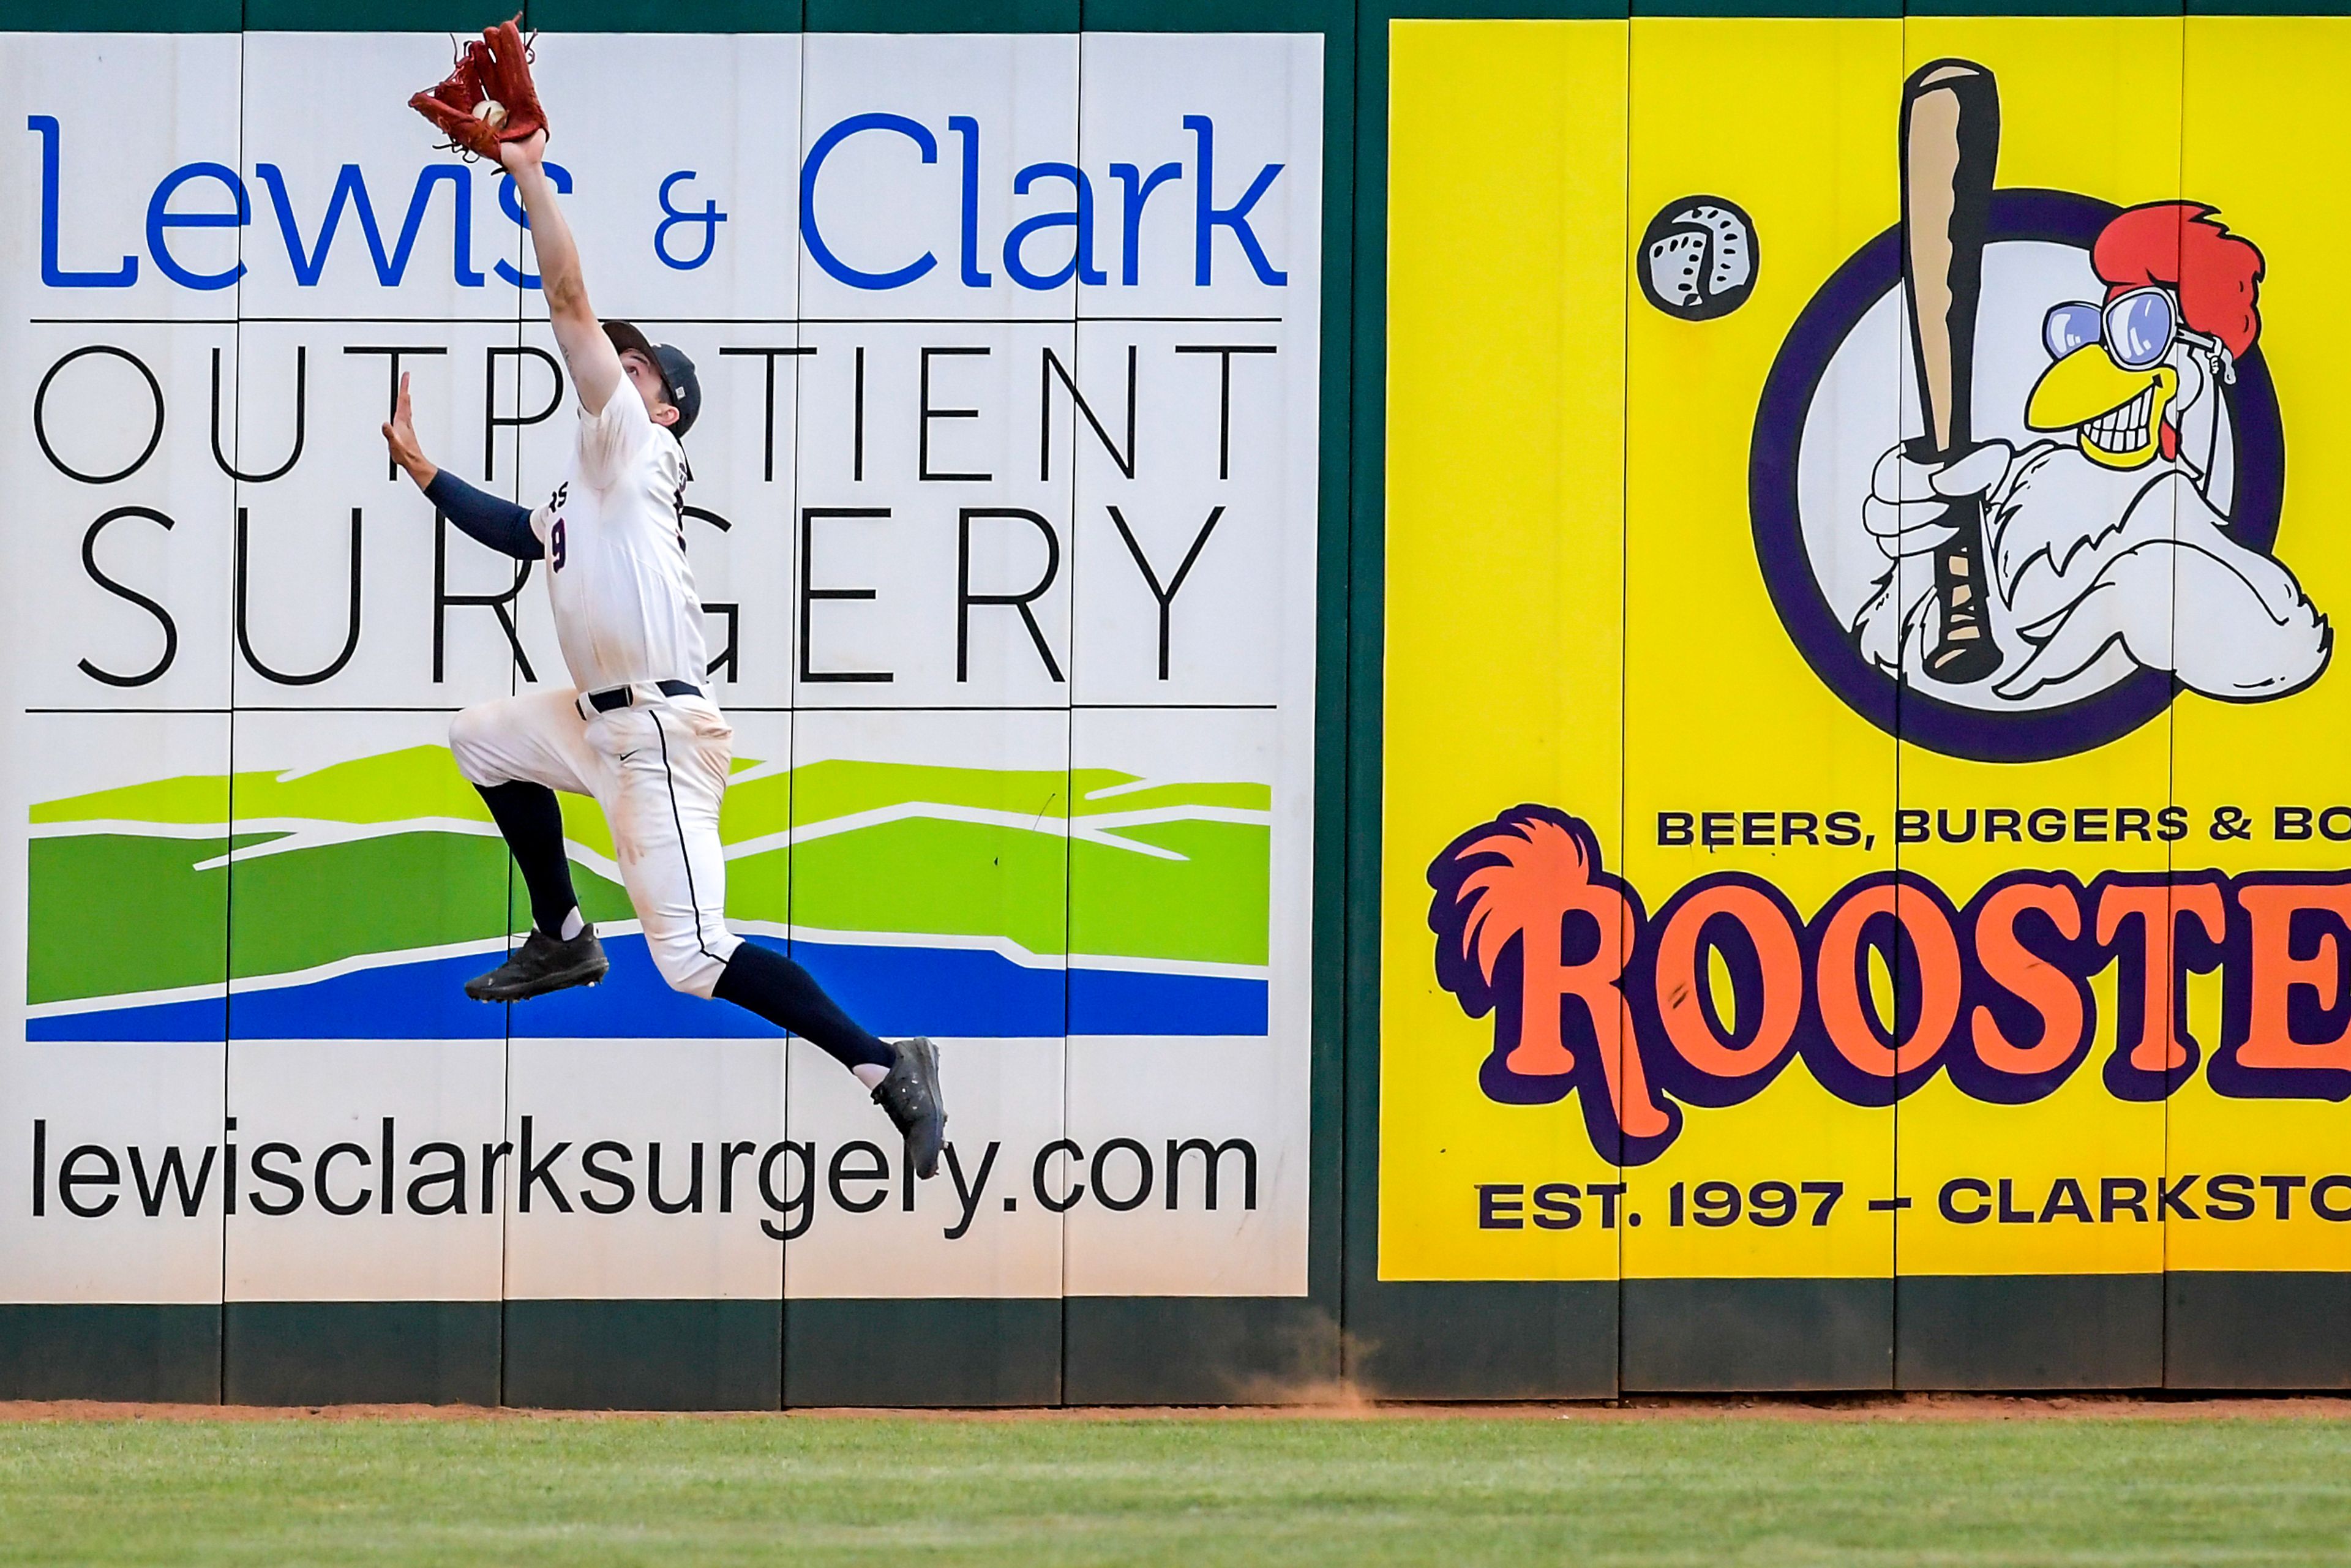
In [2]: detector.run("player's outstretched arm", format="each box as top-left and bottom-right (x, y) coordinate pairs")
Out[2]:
(383, 371), (538, 562)
(500, 130), (624, 416)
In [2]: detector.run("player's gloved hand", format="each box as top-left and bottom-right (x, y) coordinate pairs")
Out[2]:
(1861, 438), (2012, 557)
(477, 18), (547, 144)
(410, 15), (547, 162)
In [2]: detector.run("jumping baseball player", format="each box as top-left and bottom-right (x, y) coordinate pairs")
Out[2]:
(387, 23), (947, 1177)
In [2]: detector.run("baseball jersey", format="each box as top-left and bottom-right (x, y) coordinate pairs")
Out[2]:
(529, 387), (710, 694)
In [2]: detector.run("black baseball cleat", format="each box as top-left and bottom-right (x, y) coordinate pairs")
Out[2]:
(464, 926), (609, 1002)
(872, 1037), (947, 1179)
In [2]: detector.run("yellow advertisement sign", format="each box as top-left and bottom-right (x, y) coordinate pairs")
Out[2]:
(1383, 17), (2351, 1286)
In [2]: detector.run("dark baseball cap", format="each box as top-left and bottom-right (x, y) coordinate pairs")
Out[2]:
(602, 320), (702, 439)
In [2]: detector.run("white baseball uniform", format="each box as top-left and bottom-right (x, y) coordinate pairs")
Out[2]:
(448, 385), (741, 997)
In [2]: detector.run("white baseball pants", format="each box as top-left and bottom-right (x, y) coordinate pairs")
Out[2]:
(449, 686), (741, 997)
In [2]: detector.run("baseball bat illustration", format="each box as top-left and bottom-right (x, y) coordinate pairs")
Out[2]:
(1901, 59), (2001, 686)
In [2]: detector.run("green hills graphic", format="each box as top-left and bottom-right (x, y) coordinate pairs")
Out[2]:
(31, 747), (1270, 1007)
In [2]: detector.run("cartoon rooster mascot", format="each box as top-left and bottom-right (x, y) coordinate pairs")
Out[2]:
(1856, 201), (2330, 702)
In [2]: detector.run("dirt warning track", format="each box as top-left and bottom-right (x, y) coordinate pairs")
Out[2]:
(6, 1392), (2351, 1424)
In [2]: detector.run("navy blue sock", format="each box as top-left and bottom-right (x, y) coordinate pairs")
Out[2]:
(477, 781), (580, 937)
(714, 941), (894, 1071)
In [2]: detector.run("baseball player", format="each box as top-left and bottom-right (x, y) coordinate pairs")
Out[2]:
(380, 91), (946, 1177)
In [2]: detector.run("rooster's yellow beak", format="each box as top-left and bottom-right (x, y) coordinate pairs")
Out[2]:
(2026, 345), (2175, 470)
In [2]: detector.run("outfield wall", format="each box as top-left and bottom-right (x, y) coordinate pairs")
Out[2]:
(6, 0), (2350, 1406)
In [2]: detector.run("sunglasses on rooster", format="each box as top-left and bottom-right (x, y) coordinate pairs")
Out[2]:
(2042, 287), (2233, 381)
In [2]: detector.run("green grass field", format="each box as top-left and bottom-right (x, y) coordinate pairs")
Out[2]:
(4, 1410), (2349, 1566)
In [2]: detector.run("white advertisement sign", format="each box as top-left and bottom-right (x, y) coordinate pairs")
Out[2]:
(0, 29), (1321, 1308)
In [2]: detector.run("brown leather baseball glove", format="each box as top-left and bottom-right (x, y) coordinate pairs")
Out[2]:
(409, 17), (547, 160)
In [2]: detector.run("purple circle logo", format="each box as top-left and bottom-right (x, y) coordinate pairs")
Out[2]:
(1750, 189), (2312, 764)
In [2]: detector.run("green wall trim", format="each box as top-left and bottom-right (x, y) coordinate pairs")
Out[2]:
(1630, 0), (1891, 15)
(1902, 0), (2181, 13)
(784, 1298), (1060, 1406)
(1062, 1297), (1340, 1404)
(2167, 1274), (2351, 1390)
(803, 0), (1070, 27)
(21, 0), (239, 28)
(1337, 0), (1392, 1392)
(1349, 1282), (1619, 1400)
(15, 1281), (2341, 1405)
(223, 1302), (502, 1406)
(1894, 1275), (2164, 1391)
(1084, 0), (1350, 23)
(1306, 0), (1360, 1362)
(528, 0), (804, 30)
(1621, 1279), (1895, 1392)
(1390, 2), (1628, 17)
(503, 1299), (783, 1409)
(242, 0), (501, 28)
(0, 1305), (222, 1404)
